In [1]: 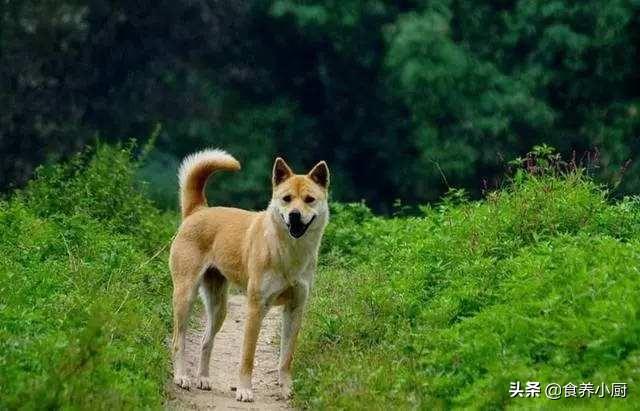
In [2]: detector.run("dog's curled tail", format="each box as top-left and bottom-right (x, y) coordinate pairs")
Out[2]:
(178, 149), (241, 219)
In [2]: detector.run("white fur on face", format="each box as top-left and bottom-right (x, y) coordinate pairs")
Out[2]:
(271, 202), (313, 225)
(269, 171), (330, 238)
(269, 198), (328, 234)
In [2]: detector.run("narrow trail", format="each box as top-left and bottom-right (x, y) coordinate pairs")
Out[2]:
(166, 295), (293, 410)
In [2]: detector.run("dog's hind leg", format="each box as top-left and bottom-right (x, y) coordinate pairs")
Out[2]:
(196, 267), (228, 390)
(170, 250), (203, 390)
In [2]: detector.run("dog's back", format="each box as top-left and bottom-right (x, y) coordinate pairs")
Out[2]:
(173, 206), (260, 287)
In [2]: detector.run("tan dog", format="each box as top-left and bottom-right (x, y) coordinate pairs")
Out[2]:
(169, 149), (329, 402)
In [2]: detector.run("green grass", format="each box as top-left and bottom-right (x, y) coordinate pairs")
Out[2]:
(0, 145), (177, 409)
(295, 172), (640, 409)
(1, 145), (639, 410)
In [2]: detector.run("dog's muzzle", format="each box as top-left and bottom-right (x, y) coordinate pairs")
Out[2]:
(284, 210), (316, 239)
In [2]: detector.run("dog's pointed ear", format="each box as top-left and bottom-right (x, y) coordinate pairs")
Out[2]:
(308, 161), (329, 188)
(273, 157), (293, 186)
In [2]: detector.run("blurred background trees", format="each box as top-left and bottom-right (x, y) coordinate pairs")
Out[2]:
(1, 0), (639, 212)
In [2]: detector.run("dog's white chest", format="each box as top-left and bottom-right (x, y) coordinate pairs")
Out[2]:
(260, 270), (309, 306)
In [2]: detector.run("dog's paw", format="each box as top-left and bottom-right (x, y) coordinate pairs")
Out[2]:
(278, 373), (293, 399)
(235, 387), (254, 402)
(195, 376), (212, 390)
(280, 385), (293, 400)
(173, 375), (192, 390)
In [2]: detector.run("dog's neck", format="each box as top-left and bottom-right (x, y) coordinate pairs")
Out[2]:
(262, 206), (325, 283)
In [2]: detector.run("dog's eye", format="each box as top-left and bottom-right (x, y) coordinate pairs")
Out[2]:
(304, 196), (315, 204)
(283, 195), (292, 203)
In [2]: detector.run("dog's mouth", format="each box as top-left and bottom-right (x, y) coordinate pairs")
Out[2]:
(283, 214), (316, 239)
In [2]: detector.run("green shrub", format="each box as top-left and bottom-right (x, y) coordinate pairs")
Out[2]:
(0, 145), (177, 409)
(3, 143), (639, 410)
(296, 171), (640, 410)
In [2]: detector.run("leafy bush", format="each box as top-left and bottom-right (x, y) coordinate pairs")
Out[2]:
(296, 170), (640, 409)
(2, 142), (639, 410)
(0, 145), (177, 409)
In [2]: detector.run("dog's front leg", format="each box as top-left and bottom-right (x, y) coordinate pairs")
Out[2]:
(236, 298), (266, 402)
(279, 285), (308, 399)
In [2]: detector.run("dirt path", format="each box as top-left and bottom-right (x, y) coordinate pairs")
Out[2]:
(166, 295), (293, 410)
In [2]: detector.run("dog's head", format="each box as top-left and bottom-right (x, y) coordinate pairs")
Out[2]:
(270, 157), (329, 239)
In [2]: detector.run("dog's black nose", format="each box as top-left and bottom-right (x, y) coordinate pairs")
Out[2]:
(289, 210), (301, 223)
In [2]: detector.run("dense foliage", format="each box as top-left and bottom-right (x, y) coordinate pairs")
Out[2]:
(0, 145), (176, 409)
(1, 143), (638, 409)
(2, 1), (639, 211)
(295, 162), (640, 408)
